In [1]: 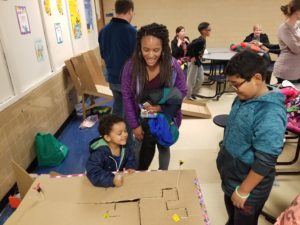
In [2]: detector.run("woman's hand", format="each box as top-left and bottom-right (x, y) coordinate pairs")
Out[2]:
(143, 104), (161, 113)
(133, 126), (144, 141)
(184, 37), (190, 44)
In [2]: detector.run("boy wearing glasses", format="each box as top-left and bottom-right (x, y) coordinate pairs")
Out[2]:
(216, 50), (286, 225)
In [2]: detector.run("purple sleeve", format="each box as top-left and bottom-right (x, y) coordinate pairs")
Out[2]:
(172, 58), (187, 127)
(121, 61), (140, 129)
(172, 58), (187, 98)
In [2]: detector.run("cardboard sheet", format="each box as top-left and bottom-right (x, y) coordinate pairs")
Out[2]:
(4, 170), (206, 225)
(182, 100), (211, 119)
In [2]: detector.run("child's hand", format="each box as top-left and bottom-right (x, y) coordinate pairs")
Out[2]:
(113, 174), (123, 187)
(231, 190), (247, 209)
(126, 169), (136, 174)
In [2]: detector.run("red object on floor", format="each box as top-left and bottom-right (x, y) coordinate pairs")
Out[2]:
(8, 195), (21, 208)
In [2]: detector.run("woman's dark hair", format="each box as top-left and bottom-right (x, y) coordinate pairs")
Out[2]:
(225, 50), (267, 81)
(281, 0), (300, 16)
(131, 23), (172, 101)
(115, 0), (134, 14)
(98, 114), (125, 137)
(172, 26), (184, 41)
(198, 22), (210, 32)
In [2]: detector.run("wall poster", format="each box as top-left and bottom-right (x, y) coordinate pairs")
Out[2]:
(84, 0), (94, 32)
(54, 23), (63, 44)
(68, 0), (82, 39)
(34, 39), (45, 62)
(15, 6), (31, 35)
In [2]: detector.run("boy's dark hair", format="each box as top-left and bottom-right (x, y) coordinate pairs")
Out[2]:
(98, 114), (125, 137)
(225, 50), (267, 81)
(198, 22), (210, 32)
(115, 0), (134, 14)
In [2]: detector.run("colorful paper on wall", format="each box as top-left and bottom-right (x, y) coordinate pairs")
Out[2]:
(56, 0), (63, 15)
(68, 0), (82, 39)
(54, 23), (63, 44)
(34, 39), (45, 62)
(15, 6), (31, 35)
(44, 0), (52, 16)
(84, 0), (94, 33)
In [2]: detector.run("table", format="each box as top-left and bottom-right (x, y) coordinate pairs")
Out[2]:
(196, 48), (236, 100)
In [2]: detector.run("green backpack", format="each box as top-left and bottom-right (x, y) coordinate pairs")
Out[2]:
(35, 132), (68, 167)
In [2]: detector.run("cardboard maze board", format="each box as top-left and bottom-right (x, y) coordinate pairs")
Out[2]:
(5, 170), (207, 225)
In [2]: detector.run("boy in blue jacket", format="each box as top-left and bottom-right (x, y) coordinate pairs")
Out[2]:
(86, 114), (136, 187)
(216, 50), (287, 225)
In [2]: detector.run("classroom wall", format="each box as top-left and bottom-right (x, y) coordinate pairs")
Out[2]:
(0, 70), (75, 200)
(103, 0), (286, 47)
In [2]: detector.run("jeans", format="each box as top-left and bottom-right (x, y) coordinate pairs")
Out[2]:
(224, 195), (265, 225)
(109, 83), (123, 118)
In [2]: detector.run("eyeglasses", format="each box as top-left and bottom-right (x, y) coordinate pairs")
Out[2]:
(228, 79), (247, 91)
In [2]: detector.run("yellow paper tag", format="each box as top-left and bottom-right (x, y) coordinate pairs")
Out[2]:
(103, 213), (109, 219)
(172, 213), (181, 222)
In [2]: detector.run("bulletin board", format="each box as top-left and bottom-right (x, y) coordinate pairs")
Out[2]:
(0, 0), (52, 95)
(38, 0), (74, 71)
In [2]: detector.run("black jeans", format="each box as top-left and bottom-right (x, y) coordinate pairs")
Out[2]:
(138, 120), (170, 170)
(224, 195), (265, 225)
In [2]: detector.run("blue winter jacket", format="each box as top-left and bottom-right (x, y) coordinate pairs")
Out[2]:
(86, 137), (136, 187)
(98, 18), (136, 84)
(217, 88), (287, 204)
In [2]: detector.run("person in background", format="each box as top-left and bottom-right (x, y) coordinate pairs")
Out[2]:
(273, 0), (300, 84)
(86, 114), (136, 188)
(244, 24), (270, 50)
(122, 23), (187, 170)
(98, 0), (136, 118)
(217, 50), (286, 225)
(171, 26), (190, 74)
(186, 22), (211, 100)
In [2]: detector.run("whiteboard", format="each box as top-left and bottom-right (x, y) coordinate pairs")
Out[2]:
(0, 38), (14, 104)
(38, 0), (74, 71)
(0, 0), (52, 94)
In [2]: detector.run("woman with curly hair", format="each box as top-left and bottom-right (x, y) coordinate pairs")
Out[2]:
(121, 23), (187, 170)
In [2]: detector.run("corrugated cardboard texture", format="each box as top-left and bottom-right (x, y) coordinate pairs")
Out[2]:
(5, 170), (205, 225)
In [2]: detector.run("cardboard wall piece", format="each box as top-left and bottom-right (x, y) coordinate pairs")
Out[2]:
(11, 161), (34, 199)
(182, 99), (212, 119)
(65, 53), (112, 119)
(4, 170), (207, 225)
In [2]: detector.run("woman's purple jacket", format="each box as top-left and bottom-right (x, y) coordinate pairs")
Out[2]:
(121, 58), (187, 129)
